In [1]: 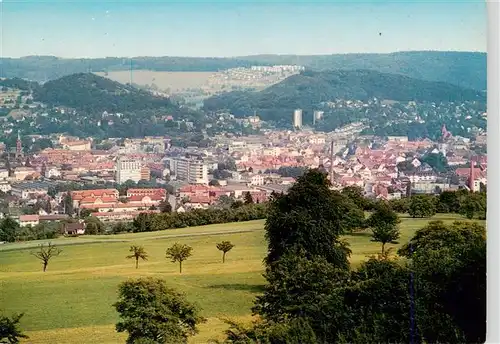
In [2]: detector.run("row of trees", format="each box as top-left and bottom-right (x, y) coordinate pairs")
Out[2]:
(24, 239), (236, 274)
(341, 185), (486, 220)
(388, 189), (486, 220)
(131, 203), (267, 233)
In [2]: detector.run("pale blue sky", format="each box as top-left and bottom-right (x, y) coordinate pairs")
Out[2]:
(0, 0), (487, 58)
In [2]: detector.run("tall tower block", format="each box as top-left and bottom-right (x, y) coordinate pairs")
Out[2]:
(313, 110), (324, 126)
(293, 109), (303, 129)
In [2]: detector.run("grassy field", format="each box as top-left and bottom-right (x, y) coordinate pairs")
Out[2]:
(94, 70), (213, 91)
(0, 214), (481, 344)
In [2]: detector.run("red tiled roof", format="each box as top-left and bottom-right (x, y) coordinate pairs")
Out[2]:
(187, 196), (211, 204)
(127, 188), (166, 195)
(19, 215), (39, 221)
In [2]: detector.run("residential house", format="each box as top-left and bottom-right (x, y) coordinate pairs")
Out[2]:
(18, 215), (40, 226)
(62, 222), (86, 235)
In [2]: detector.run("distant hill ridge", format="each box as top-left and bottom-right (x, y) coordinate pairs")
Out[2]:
(0, 51), (486, 90)
(202, 69), (486, 122)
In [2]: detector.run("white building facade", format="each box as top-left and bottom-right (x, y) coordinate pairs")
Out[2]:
(293, 109), (303, 129)
(116, 157), (142, 184)
(171, 157), (208, 184)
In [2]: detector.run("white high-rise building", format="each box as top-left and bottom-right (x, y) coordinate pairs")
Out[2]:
(116, 157), (142, 184)
(293, 109), (303, 129)
(171, 157), (208, 185)
(313, 110), (324, 125)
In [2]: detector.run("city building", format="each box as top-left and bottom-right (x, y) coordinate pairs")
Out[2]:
(293, 109), (303, 129)
(11, 182), (50, 199)
(116, 157), (142, 184)
(0, 169), (9, 180)
(0, 181), (11, 193)
(140, 166), (151, 181)
(171, 157), (208, 184)
(313, 110), (324, 125)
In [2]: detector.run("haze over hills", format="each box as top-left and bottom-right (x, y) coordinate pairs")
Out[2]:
(0, 51), (486, 91)
(203, 69), (486, 122)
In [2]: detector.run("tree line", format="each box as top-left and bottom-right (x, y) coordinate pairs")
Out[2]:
(131, 203), (268, 233)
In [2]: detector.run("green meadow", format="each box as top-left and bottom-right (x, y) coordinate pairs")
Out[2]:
(0, 214), (481, 344)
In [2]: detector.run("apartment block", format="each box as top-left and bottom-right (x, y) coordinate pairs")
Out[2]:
(171, 157), (208, 184)
(116, 157), (142, 184)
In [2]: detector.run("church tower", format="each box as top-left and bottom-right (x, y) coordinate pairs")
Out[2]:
(15, 131), (23, 158)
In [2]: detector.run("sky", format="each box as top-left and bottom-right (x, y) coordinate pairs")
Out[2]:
(0, 0), (487, 58)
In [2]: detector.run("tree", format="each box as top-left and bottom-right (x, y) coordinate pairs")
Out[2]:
(216, 241), (235, 263)
(127, 245), (148, 269)
(437, 190), (460, 213)
(264, 169), (359, 268)
(367, 202), (400, 228)
(63, 193), (74, 216)
(459, 192), (486, 219)
(408, 195), (436, 218)
(421, 152), (448, 173)
(0, 217), (20, 243)
(341, 186), (371, 211)
(371, 223), (400, 254)
(84, 216), (105, 235)
(166, 243), (192, 273)
(230, 200), (244, 209)
(220, 317), (317, 344)
(79, 208), (96, 218)
(367, 202), (400, 253)
(31, 242), (62, 272)
(114, 277), (205, 344)
(158, 200), (172, 213)
(0, 312), (28, 343)
(243, 191), (254, 205)
(337, 256), (414, 344)
(398, 221), (486, 343)
(132, 213), (153, 233)
(254, 251), (349, 324)
(217, 195), (235, 209)
(112, 221), (130, 234)
(208, 179), (220, 186)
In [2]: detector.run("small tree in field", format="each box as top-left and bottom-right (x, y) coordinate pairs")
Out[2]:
(31, 242), (62, 272)
(166, 243), (192, 273)
(216, 241), (235, 263)
(371, 223), (400, 254)
(0, 312), (28, 343)
(126, 245), (148, 269)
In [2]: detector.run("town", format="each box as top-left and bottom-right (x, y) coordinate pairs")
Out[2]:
(0, 102), (487, 234)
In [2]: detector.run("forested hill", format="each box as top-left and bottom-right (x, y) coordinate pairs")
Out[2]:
(32, 73), (177, 113)
(0, 51), (486, 90)
(236, 51), (487, 91)
(202, 69), (486, 122)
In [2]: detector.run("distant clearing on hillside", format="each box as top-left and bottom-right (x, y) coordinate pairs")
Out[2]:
(94, 70), (213, 91)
